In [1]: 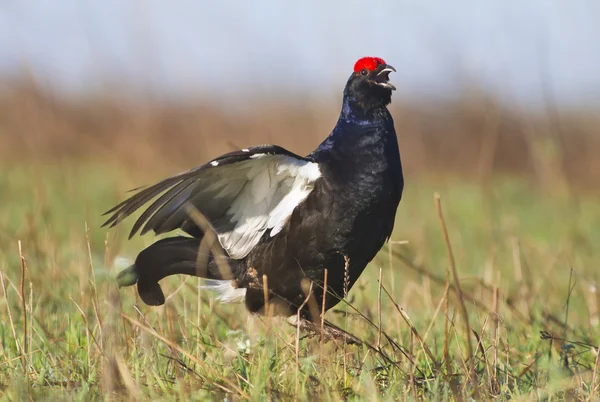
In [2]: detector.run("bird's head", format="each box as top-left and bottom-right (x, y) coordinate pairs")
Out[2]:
(344, 57), (396, 111)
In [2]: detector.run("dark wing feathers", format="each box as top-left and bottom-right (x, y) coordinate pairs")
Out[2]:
(211, 145), (303, 165)
(102, 149), (257, 233)
(131, 178), (196, 237)
(103, 175), (186, 226)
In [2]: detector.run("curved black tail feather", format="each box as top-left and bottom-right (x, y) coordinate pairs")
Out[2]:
(117, 236), (240, 305)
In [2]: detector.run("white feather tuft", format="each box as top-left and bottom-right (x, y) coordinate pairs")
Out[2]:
(113, 256), (134, 269)
(200, 280), (247, 303)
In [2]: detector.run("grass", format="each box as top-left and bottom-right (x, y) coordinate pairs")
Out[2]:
(0, 161), (599, 401)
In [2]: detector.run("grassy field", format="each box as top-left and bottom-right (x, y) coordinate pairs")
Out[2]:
(1, 160), (599, 401)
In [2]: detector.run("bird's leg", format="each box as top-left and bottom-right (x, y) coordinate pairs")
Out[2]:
(286, 315), (362, 345)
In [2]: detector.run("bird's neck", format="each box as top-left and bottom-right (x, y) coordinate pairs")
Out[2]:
(310, 100), (400, 180)
(339, 94), (390, 124)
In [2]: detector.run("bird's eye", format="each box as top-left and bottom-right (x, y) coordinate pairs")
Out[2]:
(360, 68), (368, 76)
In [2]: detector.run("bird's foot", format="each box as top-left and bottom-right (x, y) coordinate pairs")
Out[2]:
(286, 315), (362, 345)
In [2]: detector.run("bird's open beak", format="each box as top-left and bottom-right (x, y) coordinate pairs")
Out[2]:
(373, 65), (396, 90)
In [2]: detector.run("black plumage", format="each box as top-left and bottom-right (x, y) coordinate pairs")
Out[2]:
(103, 57), (404, 319)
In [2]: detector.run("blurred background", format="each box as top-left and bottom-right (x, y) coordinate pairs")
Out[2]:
(1, 0), (598, 189)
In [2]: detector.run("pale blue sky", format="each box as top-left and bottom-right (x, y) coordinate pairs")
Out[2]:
(1, 1), (599, 108)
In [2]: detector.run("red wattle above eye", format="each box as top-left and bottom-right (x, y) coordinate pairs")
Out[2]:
(353, 57), (386, 73)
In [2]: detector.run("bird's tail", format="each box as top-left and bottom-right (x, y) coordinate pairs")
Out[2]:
(116, 236), (239, 306)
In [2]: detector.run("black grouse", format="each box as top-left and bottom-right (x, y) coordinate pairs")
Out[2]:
(104, 56), (404, 321)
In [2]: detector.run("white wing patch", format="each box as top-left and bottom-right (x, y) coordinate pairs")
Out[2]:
(214, 154), (321, 259)
(200, 280), (247, 303)
(268, 160), (321, 236)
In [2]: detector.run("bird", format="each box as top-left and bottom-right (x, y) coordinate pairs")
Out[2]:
(103, 56), (404, 323)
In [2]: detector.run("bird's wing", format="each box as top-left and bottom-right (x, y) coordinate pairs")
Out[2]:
(102, 145), (322, 259)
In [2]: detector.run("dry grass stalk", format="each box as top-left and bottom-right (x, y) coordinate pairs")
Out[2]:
(320, 268), (328, 364)
(434, 194), (475, 383)
(262, 274), (270, 330)
(295, 279), (314, 397)
(185, 203), (233, 281)
(376, 267), (383, 350)
(381, 285), (439, 372)
(114, 354), (141, 401)
(591, 342), (600, 400)
(18, 240), (28, 376)
(0, 271), (19, 354)
(492, 278), (500, 392)
(69, 297), (105, 359)
(443, 256), (451, 373)
(85, 222), (104, 346)
(342, 254), (350, 385)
